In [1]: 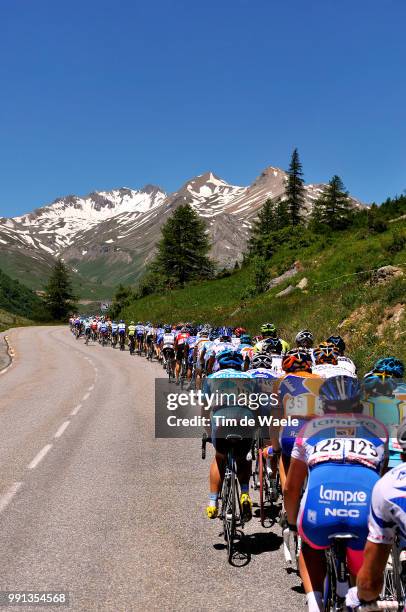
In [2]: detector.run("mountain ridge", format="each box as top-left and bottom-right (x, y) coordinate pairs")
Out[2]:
(0, 165), (364, 294)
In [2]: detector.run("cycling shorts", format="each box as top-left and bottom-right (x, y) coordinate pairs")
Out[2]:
(163, 346), (175, 359)
(176, 346), (186, 362)
(210, 405), (255, 458)
(280, 418), (308, 457)
(298, 463), (379, 571)
(146, 335), (154, 345)
(136, 331), (144, 339)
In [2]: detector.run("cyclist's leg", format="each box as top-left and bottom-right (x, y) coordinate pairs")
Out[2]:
(207, 451), (225, 518)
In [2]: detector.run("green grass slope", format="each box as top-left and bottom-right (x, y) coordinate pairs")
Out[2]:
(0, 268), (45, 320)
(120, 220), (406, 374)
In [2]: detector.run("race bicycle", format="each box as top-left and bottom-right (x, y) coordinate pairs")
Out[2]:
(202, 432), (249, 566)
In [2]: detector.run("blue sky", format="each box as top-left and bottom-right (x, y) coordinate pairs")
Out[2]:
(1, 0), (405, 216)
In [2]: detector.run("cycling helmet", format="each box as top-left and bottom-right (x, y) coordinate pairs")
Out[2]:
(130, 321), (135, 325)
(120, 320), (124, 323)
(180, 326), (188, 333)
(239, 334), (252, 345)
(313, 342), (340, 365)
(260, 323), (277, 338)
(263, 337), (282, 355)
(282, 349), (312, 373)
(295, 329), (314, 348)
(217, 349), (244, 370)
(251, 353), (274, 370)
(363, 371), (397, 397)
(164, 324), (171, 333)
(326, 335), (346, 355)
(210, 330), (219, 341)
(319, 375), (362, 413)
(219, 326), (232, 340)
(397, 419), (406, 451)
(234, 327), (247, 338)
(373, 357), (405, 378)
(137, 321), (142, 325)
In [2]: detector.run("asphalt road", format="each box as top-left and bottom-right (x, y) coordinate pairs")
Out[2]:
(0, 326), (303, 611)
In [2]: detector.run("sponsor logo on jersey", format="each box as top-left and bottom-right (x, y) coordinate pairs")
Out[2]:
(325, 508), (360, 518)
(319, 484), (367, 506)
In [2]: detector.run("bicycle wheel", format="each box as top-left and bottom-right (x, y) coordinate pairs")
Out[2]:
(323, 548), (337, 612)
(259, 450), (271, 527)
(221, 467), (236, 564)
(383, 542), (405, 609)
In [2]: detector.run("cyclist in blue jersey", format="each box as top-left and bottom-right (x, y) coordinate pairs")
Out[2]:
(284, 376), (388, 612)
(204, 349), (252, 521)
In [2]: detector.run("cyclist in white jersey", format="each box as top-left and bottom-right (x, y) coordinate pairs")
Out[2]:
(347, 418), (406, 609)
(312, 342), (357, 379)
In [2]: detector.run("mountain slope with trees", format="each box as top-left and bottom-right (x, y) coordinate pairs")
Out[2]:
(113, 191), (406, 374)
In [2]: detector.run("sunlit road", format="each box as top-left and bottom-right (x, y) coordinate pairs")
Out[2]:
(0, 327), (302, 611)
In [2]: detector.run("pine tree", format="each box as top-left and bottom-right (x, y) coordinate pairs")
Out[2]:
(153, 204), (214, 286)
(312, 175), (352, 230)
(285, 148), (305, 225)
(44, 259), (76, 320)
(248, 198), (275, 257)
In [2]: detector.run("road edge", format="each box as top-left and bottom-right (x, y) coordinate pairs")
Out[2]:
(0, 334), (14, 375)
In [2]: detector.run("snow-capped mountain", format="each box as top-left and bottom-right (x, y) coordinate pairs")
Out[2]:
(0, 166), (363, 293)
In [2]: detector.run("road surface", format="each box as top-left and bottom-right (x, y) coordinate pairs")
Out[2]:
(0, 326), (303, 611)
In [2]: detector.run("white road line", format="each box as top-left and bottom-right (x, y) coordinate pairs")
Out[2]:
(70, 403), (82, 416)
(82, 392), (90, 401)
(88, 385), (94, 391)
(0, 482), (23, 514)
(27, 444), (53, 470)
(54, 420), (70, 439)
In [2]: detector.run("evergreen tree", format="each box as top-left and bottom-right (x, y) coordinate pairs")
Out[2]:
(285, 148), (305, 225)
(248, 198), (275, 257)
(44, 259), (76, 320)
(312, 175), (352, 230)
(152, 204), (214, 286)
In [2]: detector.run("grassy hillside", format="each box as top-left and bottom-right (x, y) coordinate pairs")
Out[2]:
(0, 250), (114, 301)
(0, 268), (45, 320)
(119, 218), (406, 374)
(0, 308), (35, 333)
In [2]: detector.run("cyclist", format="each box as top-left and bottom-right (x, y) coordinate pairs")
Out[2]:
(311, 342), (356, 378)
(254, 323), (290, 354)
(295, 329), (314, 350)
(326, 334), (357, 376)
(194, 328), (211, 389)
(231, 326), (246, 348)
(174, 326), (190, 385)
(206, 327), (235, 375)
(346, 418), (406, 610)
(111, 320), (118, 347)
(127, 321), (136, 354)
(135, 321), (145, 354)
(262, 336), (284, 376)
(185, 327), (197, 388)
(118, 320), (126, 350)
(144, 322), (155, 359)
(204, 349), (252, 521)
(84, 318), (91, 343)
(162, 324), (175, 371)
(363, 356), (405, 470)
(284, 375), (388, 612)
(155, 323), (164, 361)
(278, 348), (316, 492)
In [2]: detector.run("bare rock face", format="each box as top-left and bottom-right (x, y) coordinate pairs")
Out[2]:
(372, 266), (404, 284)
(267, 261), (302, 291)
(276, 285), (296, 298)
(297, 277), (308, 290)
